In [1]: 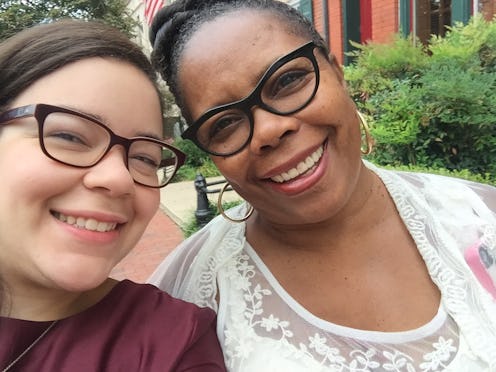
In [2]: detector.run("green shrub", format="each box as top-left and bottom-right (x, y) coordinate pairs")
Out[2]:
(345, 15), (496, 183)
(174, 139), (209, 168)
(381, 164), (494, 186)
(181, 200), (243, 238)
(172, 139), (221, 182)
(346, 35), (427, 102)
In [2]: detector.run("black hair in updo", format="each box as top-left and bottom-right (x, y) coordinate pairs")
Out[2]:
(149, 0), (328, 123)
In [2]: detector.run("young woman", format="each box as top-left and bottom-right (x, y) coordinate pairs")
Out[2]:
(0, 19), (226, 371)
(148, 1), (496, 371)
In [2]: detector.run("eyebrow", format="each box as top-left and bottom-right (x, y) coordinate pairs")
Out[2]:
(60, 104), (164, 141)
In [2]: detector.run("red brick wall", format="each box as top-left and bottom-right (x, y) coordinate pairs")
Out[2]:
(312, 0), (396, 64)
(371, 0), (398, 43)
(480, 0), (496, 20)
(312, 0), (324, 35)
(310, 0), (496, 64)
(328, 0), (344, 64)
(311, 0), (344, 64)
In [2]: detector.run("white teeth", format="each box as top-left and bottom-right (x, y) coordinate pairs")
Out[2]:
(54, 212), (117, 232)
(76, 217), (86, 228)
(288, 168), (299, 178)
(85, 218), (98, 230)
(271, 145), (324, 183)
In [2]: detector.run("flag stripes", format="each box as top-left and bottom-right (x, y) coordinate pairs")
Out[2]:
(144, 0), (164, 24)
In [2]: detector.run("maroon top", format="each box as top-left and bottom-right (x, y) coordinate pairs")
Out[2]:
(0, 280), (226, 371)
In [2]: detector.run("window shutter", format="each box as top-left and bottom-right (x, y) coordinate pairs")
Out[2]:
(289, 0), (313, 22)
(298, 0), (313, 21)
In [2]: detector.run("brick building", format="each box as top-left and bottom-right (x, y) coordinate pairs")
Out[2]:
(129, 1), (496, 65)
(290, 0), (496, 64)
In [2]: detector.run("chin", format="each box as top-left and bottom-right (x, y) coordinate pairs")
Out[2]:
(65, 277), (106, 292)
(48, 265), (111, 293)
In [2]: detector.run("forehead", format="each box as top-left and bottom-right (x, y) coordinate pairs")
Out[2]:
(11, 58), (163, 136)
(178, 11), (309, 117)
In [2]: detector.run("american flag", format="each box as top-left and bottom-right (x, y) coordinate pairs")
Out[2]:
(144, 0), (164, 24)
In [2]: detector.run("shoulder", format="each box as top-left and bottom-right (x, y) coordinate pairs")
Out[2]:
(396, 170), (495, 213)
(112, 280), (216, 321)
(368, 162), (495, 211)
(368, 163), (495, 244)
(49, 280), (221, 370)
(148, 211), (246, 304)
(106, 281), (218, 346)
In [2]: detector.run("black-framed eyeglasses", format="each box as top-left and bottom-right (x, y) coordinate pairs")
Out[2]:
(0, 104), (186, 188)
(181, 41), (321, 156)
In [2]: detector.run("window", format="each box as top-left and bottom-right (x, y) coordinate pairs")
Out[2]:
(416, 0), (452, 43)
(288, 0), (313, 21)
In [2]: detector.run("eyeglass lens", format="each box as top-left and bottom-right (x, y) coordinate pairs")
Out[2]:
(194, 51), (317, 156)
(41, 111), (178, 187)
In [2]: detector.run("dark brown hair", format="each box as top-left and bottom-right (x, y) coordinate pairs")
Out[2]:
(0, 19), (160, 111)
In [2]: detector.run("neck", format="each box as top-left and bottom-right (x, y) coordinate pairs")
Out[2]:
(247, 166), (391, 254)
(1, 278), (117, 321)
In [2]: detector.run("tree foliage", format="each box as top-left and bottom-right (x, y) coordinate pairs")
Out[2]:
(0, 0), (138, 41)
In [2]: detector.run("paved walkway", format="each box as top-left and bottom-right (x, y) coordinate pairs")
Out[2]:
(110, 176), (240, 283)
(109, 207), (183, 283)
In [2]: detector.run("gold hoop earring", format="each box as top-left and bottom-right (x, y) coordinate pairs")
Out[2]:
(217, 182), (254, 223)
(357, 111), (373, 155)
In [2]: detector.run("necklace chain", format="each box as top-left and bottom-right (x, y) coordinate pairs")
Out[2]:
(2, 320), (57, 372)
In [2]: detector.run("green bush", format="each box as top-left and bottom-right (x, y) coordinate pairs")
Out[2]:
(181, 200), (242, 238)
(346, 35), (428, 102)
(380, 164), (494, 186)
(345, 15), (496, 182)
(172, 139), (221, 182)
(174, 139), (209, 168)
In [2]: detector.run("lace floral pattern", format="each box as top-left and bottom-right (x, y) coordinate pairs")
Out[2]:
(169, 164), (496, 371)
(221, 250), (460, 371)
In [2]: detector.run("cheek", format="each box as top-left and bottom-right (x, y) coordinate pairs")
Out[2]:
(211, 155), (247, 184)
(0, 143), (71, 200)
(315, 70), (357, 117)
(313, 85), (359, 139)
(134, 189), (160, 223)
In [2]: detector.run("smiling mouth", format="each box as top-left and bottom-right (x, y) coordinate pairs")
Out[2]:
(52, 212), (118, 232)
(270, 144), (324, 183)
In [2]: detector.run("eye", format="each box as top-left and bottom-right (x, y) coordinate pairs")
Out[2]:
(209, 114), (245, 138)
(49, 131), (86, 145)
(129, 141), (165, 177)
(130, 154), (159, 168)
(269, 69), (312, 98)
(42, 112), (105, 151)
(129, 153), (161, 178)
(43, 130), (94, 152)
(199, 111), (248, 148)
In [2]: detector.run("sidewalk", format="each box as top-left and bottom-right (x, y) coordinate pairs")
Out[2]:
(110, 176), (240, 283)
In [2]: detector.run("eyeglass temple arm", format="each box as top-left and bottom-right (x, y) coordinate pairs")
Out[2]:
(0, 106), (36, 124)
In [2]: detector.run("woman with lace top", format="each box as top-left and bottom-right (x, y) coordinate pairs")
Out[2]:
(0, 19), (226, 371)
(148, 0), (496, 370)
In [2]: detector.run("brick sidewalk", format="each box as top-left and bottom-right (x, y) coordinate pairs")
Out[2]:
(110, 208), (184, 283)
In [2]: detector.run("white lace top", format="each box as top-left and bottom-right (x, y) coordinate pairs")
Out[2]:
(149, 162), (496, 371)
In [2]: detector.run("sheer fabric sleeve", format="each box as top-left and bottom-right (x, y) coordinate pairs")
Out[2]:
(148, 205), (248, 311)
(396, 169), (496, 299)
(148, 228), (212, 296)
(461, 180), (496, 298)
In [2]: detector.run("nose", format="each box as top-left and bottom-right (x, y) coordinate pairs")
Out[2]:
(248, 107), (300, 155)
(83, 146), (135, 197)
